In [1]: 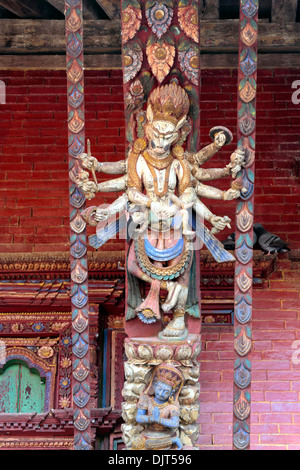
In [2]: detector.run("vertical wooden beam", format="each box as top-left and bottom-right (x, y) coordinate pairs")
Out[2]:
(65, 0), (92, 450)
(233, 0), (258, 451)
(202, 0), (219, 19)
(272, 0), (298, 23)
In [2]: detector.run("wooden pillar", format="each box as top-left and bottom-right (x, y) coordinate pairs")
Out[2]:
(121, 0), (202, 450)
(233, 0), (259, 451)
(65, 0), (92, 450)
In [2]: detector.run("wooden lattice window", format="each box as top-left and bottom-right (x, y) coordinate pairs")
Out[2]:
(0, 360), (46, 413)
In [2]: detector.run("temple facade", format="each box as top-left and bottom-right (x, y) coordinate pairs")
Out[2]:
(0, 0), (299, 451)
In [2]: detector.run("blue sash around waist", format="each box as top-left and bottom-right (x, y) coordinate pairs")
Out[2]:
(144, 237), (184, 262)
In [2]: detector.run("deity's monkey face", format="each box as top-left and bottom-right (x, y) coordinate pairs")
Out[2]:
(146, 120), (178, 155)
(146, 103), (187, 155)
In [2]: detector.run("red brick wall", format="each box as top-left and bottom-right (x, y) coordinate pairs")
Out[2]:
(199, 255), (300, 450)
(0, 69), (125, 253)
(196, 69), (300, 450)
(0, 68), (299, 449)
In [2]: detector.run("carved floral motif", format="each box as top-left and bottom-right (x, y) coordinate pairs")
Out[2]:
(239, 79), (256, 103)
(146, 0), (173, 39)
(146, 41), (175, 82)
(122, 4), (142, 44)
(123, 42), (143, 83)
(178, 4), (199, 44)
(241, 22), (258, 47)
(178, 46), (199, 85)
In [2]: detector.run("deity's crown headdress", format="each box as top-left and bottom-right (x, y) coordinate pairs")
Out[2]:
(155, 365), (184, 390)
(147, 83), (190, 127)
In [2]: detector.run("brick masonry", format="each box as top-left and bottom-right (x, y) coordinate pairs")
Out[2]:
(200, 254), (300, 450)
(0, 68), (299, 449)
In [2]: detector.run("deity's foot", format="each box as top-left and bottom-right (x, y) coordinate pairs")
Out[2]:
(158, 310), (187, 341)
(161, 282), (182, 313)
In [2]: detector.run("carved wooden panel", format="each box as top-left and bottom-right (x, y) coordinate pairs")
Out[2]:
(233, 0), (258, 451)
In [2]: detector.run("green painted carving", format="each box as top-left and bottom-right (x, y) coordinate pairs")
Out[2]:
(0, 361), (46, 413)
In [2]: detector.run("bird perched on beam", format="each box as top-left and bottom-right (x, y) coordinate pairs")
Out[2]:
(221, 223), (289, 254)
(253, 223), (290, 254)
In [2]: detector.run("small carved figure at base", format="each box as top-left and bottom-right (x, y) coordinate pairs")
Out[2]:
(130, 363), (184, 450)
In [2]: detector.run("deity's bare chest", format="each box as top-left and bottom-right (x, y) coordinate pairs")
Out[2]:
(142, 159), (177, 194)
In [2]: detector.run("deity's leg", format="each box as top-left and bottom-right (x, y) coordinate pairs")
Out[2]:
(127, 240), (163, 323)
(159, 253), (192, 341)
(161, 282), (183, 312)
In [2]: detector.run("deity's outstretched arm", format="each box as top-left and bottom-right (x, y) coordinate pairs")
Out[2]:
(191, 166), (230, 182)
(196, 182), (227, 200)
(190, 148), (246, 184)
(193, 198), (215, 222)
(77, 173), (127, 198)
(188, 141), (222, 167)
(79, 151), (126, 175)
(187, 129), (229, 167)
(127, 187), (151, 208)
(97, 175), (127, 192)
(97, 160), (126, 175)
(193, 198), (231, 233)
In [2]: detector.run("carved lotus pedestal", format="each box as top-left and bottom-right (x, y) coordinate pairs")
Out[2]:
(121, 334), (201, 450)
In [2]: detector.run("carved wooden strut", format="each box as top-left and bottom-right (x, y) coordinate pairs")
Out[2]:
(65, 0), (92, 450)
(233, 0), (259, 451)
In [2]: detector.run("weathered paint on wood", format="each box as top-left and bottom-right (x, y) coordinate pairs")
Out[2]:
(233, 0), (258, 451)
(18, 365), (46, 413)
(0, 363), (19, 412)
(0, 20), (299, 55)
(65, 0), (92, 450)
(272, 0), (298, 23)
(0, 362), (45, 413)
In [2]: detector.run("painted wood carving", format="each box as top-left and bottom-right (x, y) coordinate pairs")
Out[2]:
(76, 0), (248, 450)
(233, 0), (258, 451)
(65, 0), (92, 450)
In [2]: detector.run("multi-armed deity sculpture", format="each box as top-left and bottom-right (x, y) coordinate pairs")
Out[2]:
(78, 81), (244, 337)
(74, 0), (246, 451)
(77, 81), (245, 449)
